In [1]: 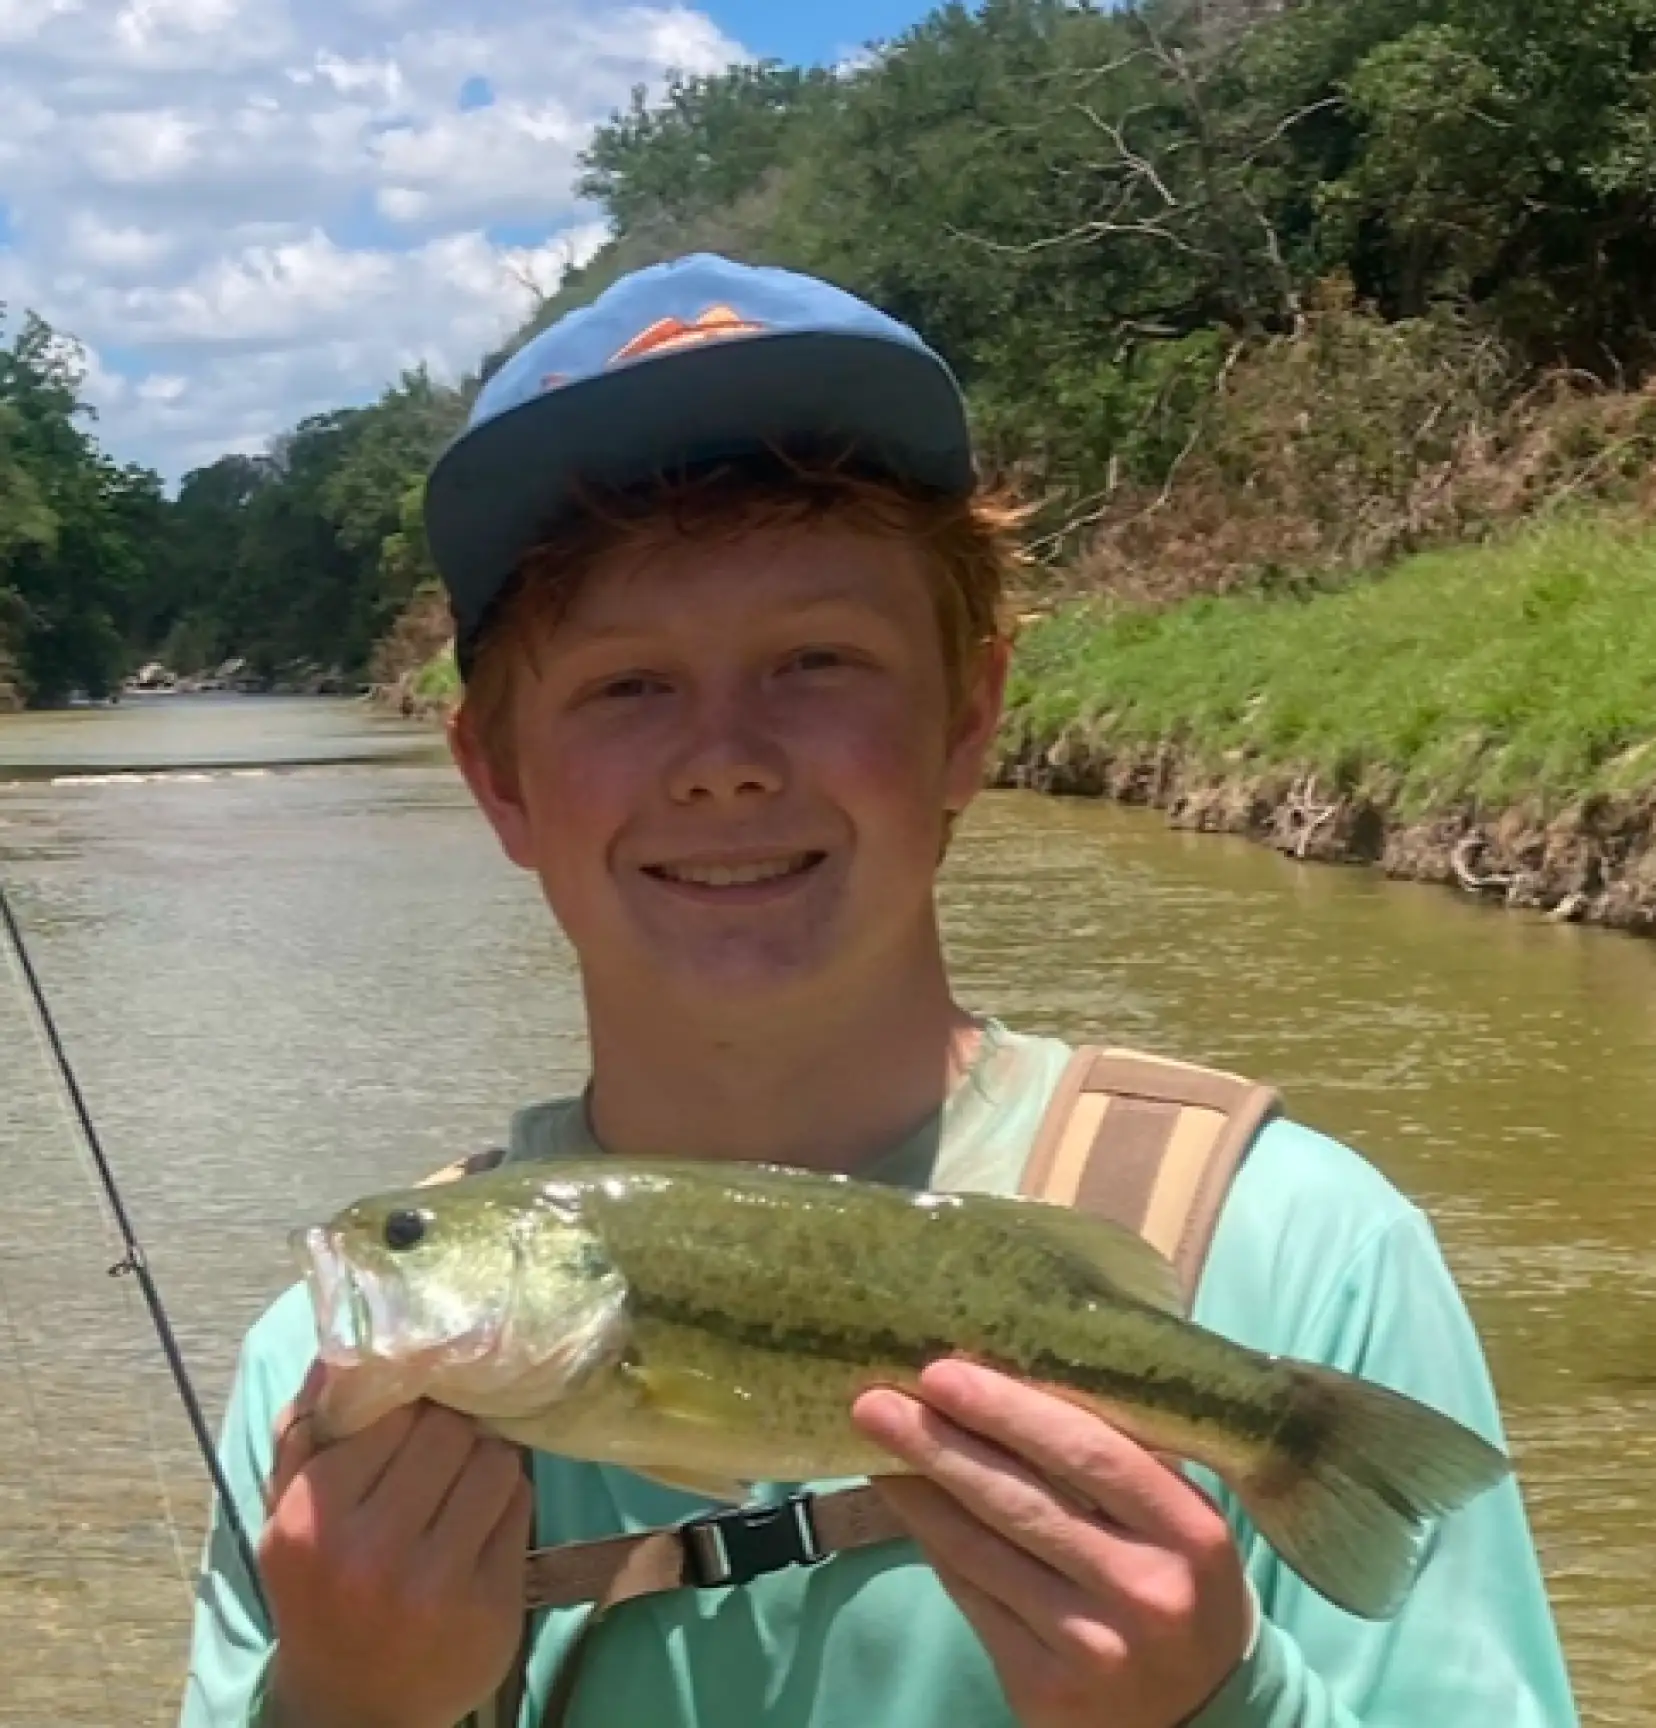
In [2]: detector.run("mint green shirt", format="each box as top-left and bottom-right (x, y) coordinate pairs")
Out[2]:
(178, 1024), (1579, 1726)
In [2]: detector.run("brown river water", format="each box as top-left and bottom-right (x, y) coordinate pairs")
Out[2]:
(0, 694), (1650, 1724)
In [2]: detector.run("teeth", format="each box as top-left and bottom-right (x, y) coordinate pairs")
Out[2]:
(656, 854), (813, 887)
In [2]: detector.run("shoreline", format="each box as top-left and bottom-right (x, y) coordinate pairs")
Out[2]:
(993, 727), (1656, 939)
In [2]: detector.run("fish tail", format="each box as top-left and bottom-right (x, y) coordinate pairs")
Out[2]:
(1235, 1362), (1511, 1621)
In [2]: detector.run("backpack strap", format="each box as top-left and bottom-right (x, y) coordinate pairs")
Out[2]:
(1021, 1044), (1282, 1301)
(447, 1043), (1281, 1725)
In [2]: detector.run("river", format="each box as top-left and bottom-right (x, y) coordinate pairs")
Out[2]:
(0, 695), (1648, 1725)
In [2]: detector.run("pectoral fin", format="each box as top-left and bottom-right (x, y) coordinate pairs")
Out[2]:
(620, 1362), (757, 1429)
(632, 1464), (750, 1503)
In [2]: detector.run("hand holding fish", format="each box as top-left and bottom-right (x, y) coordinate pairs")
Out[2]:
(256, 1360), (534, 1728)
(854, 1360), (1252, 1728)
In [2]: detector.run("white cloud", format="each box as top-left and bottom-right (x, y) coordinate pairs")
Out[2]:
(0, 0), (748, 483)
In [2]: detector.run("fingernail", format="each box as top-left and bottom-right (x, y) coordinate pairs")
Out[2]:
(850, 1389), (907, 1436)
(918, 1358), (978, 1400)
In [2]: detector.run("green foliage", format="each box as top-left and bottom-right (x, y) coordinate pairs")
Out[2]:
(575, 62), (837, 237)
(0, 298), (466, 705)
(540, 0), (1656, 508)
(0, 308), (172, 705)
(158, 369), (465, 687)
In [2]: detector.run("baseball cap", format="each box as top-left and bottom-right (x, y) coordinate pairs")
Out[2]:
(422, 252), (976, 670)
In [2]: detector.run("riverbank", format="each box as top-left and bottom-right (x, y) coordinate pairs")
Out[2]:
(999, 512), (1656, 935)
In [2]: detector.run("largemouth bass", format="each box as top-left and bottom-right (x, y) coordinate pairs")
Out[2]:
(292, 1156), (1510, 1621)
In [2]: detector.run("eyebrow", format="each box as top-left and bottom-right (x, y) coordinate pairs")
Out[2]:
(557, 587), (898, 649)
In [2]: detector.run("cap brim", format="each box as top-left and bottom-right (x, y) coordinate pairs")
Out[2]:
(424, 328), (975, 644)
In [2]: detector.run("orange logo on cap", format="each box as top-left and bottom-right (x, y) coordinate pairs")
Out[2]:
(609, 304), (767, 365)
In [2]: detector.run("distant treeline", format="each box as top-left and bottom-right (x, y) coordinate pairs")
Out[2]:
(11, 0), (1656, 707)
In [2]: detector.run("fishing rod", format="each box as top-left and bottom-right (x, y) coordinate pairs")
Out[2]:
(0, 878), (270, 1621)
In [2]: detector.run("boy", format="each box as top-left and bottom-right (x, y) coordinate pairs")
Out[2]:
(180, 254), (1578, 1726)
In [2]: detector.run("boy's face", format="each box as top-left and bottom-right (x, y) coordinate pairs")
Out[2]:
(452, 516), (1006, 1016)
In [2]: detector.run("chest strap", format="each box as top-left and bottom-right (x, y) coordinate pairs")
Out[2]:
(522, 1484), (906, 1613)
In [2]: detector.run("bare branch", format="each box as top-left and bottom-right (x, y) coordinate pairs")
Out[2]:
(1452, 834), (1515, 895)
(1073, 102), (1180, 208)
(943, 218), (1215, 260)
(1021, 45), (1163, 88)
(1024, 333), (1246, 561)
(1242, 96), (1343, 166)
(1282, 775), (1340, 858)
(1146, 335), (1246, 514)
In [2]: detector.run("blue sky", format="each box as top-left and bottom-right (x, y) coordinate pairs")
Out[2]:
(0, 0), (951, 486)
(706, 0), (936, 63)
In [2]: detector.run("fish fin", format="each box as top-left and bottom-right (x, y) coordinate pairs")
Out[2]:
(621, 1362), (756, 1430)
(988, 1194), (1188, 1316)
(1237, 1362), (1511, 1620)
(632, 1464), (750, 1503)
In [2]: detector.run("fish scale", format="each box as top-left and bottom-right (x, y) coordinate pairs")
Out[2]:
(577, 1167), (1295, 1464)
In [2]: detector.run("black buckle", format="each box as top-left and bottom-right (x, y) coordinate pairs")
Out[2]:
(680, 1493), (824, 1589)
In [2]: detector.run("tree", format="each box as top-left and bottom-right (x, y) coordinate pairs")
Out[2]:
(0, 308), (171, 705)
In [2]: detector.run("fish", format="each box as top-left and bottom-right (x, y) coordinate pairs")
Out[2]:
(291, 1155), (1512, 1621)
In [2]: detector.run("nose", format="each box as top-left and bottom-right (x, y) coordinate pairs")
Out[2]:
(665, 687), (786, 805)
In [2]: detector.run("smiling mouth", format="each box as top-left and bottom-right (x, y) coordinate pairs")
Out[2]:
(643, 851), (826, 888)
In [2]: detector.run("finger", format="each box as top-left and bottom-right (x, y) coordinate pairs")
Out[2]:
(478, 1470), (536, 1603)
(267, 1408), (310, 1513)
(424, 1441), (530, 1575)
(908, 1361), (1214, 1541)
(856, 1388), (1139, 1594)
(360, 1403), (486, 1536)
(930, 1556), (1081, 1698)
(266, 1359), (331, 1509)
(294, 1400), (423, 1516)
(875, 1475), (1081, 1658)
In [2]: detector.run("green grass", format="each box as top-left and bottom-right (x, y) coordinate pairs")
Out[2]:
(1005, 512), (1656, 817)
(412, 644), (459, 703)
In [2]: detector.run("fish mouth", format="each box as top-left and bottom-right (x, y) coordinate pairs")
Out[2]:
(290, 1225), (395, 1368)
(289, 1224), (507, 1373)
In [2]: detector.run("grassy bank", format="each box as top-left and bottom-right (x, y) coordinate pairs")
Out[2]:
(999, 511), (1656, 933)
(1005, 513), (1656, 816)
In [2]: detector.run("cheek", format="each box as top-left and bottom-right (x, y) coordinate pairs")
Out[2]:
(806, 694), (951, 824)
(507, 739), (639, 907)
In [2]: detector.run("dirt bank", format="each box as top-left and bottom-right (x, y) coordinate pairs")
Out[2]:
(995, 726), (1656, 938)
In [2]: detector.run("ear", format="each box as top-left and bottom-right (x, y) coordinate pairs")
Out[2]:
(942, 634), (1011, 816)
(447, 703), (538, 872)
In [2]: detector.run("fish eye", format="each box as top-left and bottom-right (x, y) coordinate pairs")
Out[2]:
(383, 1208), (429, 1252)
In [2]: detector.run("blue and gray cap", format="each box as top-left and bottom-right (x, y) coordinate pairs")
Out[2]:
(421, 252), (976, 673)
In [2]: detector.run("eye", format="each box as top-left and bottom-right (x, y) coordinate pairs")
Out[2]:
(383, 1208), (429, 1251)
(785, 646), (852, 673)
(596, 672), (667, 700)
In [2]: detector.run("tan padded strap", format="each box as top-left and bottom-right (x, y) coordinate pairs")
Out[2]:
(1168, 1077), (1280, 1297)
(1020, 1044), (1281, 1300)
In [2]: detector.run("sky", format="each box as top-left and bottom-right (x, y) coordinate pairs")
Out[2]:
(0, 0), (943, 488)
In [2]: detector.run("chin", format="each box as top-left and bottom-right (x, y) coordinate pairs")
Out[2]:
(654, 942), (840, 1006)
